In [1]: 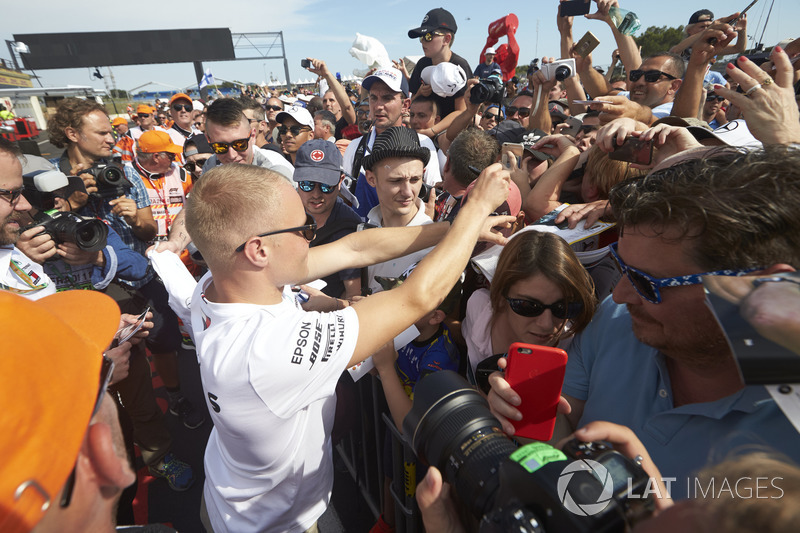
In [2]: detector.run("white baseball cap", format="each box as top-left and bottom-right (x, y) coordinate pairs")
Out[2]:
(420, 63), (467, 98)
(276, 105), (314, 129)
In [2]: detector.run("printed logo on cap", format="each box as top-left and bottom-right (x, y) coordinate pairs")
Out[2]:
(310, 149), (325, 162)
(422, 14), (429, 23)
(376, 69), (399, 81)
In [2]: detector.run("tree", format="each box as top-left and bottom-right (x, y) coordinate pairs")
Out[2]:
(634, 25), (686, 58)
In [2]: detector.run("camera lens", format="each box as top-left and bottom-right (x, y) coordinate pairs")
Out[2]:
(101, 165), (124, 186)
(554, 65), (572, 81)
(50, 212), (109, 252)
(404, 371), (518, 519)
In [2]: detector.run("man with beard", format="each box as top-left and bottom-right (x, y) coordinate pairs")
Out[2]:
(488, 146), (800, 499)
(0, 139), (54, 299)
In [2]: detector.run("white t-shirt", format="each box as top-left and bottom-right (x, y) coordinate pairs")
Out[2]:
(193, 273), (359, 533)
(365, 198), (434, 294)
(343, 128), (442, 187)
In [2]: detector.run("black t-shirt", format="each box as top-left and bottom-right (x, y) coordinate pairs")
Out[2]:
(409, 53), (473, 118)
(334, 116), (348, 141)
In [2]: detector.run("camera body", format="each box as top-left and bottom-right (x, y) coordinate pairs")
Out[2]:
(470, 75), (507, 106)
(300, 59), (312, 69)
(404, 371), (655, 533)
(83, 162), (132, 199)
(540, 59), (576, 82)
(24, 211), (109, 256)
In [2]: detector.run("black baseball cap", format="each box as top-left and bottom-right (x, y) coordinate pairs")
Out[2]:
(408, 8), (458, 38)
(688, 9), (714, 25)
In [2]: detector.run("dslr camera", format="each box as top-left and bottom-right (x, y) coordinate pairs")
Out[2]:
(541, 59), (576, 82)
(82, 162), (132, 199)
(22, 169), (109, 256)
(404, 371), (655, 532)
(470, 74), (506, 106)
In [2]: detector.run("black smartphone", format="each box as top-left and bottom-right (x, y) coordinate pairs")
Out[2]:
(300, 59), (311, 68)
(608, 137), (654, 165)
(730, 0), (759, 27)
(560, 0), (591, 17)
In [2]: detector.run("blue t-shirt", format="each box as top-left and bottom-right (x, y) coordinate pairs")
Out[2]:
(563, 296), (800, 499)
(396, 324), (460, 399)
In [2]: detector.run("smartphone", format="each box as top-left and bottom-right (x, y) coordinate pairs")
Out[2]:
(730, 0), (759, 27)
(560, 116), (583, 137)
(573, 31), (600, 58)
(560, 0), (591, 17)
(300, 59), (311, 68)
(608, 137), (654, 165)
(505, 343), (568, 441)
(501, 143), (524, 169)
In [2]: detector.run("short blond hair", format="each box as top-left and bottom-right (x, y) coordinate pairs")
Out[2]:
(185, 164), (285, 268)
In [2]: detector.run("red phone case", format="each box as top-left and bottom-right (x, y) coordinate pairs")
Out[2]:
(504, 342), (568, 441)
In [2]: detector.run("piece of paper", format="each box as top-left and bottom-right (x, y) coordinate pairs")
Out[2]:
(347, 325), (420, 381)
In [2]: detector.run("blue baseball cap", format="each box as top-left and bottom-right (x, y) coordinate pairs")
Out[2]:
(293, 140), (343, 186)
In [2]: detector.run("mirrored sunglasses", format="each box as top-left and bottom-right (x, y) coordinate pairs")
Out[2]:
(209, 137), (250, 154)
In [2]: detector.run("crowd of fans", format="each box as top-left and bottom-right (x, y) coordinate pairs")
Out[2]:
(2, 2), (800, 532)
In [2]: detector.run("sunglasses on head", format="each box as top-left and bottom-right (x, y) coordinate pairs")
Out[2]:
(265, 105), (283, 111)
(60, 355), (114, 508)
(278, 125), (311, 136)
(506, 297), (582, 320)
(172, 103), (192, 112)
(184, 158), (210, 173)
(419, 31), (446, 43)
(298, 180), (337, 194)
(629, 69), (677, 83)
(235, 213), (317, 252)
(608, 242), (760, 304)
(706, 94), (725, 102)
(506, 106), (531, 118)
(0, 186), (25, 205)
(210, 137), (250, 154)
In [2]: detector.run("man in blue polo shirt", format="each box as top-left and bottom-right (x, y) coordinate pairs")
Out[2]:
(489, 146), (800, 499)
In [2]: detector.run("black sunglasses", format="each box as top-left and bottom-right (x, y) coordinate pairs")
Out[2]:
(298, 181), (337, 194)
(209, 137), (250, 154)
(138, 113), (151, 118)
(235, 214), (317, 252)
(505, 297), (582, 320)
(172, 103), (192, 112)
(506, 106), (531, 118)
(278, 125), (312, 137)
(706, 94), (725, 102)
(483, 110), (503, 120)
(61, 355), (114, 508)
(629, 69), (677, 83)
(184, 158), (210, 173)
(0, 186), (25, 205)
(265, 105), (283, 111)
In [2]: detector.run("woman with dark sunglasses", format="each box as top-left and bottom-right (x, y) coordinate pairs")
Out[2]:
(463, 230), (597, 378)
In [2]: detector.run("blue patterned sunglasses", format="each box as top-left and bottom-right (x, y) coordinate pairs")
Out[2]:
(608, 242), (760, 304)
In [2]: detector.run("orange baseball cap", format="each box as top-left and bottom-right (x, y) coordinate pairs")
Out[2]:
(111, 117), (127, 126)
(168, 93), (192, 106)
(136, 104), (155, 114)
(138, 130), (183, 154)
(0, 291), (119, 533)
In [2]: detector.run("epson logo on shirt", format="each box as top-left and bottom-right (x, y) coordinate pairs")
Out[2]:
(292, 319), (335, 367)
(292, 321), (312, 365)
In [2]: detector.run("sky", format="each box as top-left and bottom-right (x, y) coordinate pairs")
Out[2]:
(2, 0), (797, 95)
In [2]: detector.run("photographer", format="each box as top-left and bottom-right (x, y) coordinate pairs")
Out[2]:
(47, 98), (157, 242)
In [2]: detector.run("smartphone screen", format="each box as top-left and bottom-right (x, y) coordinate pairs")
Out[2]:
(560, 0), (591, 17)
(608, 137), (654, 165)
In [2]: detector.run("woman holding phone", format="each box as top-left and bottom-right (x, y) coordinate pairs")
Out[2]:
(463, 230), (597, 385)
